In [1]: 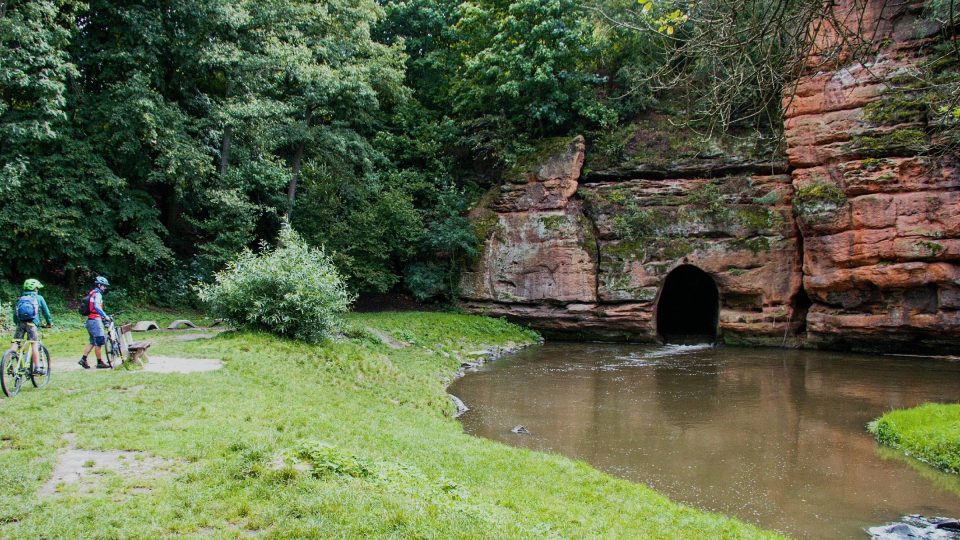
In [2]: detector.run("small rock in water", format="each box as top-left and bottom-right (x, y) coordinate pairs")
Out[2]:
(511, 425), (530, 435)
(868, 515), (960, 540)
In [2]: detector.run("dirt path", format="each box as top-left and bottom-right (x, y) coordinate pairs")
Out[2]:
(51, 356), (223, 374)
(38, 433), (179, 499)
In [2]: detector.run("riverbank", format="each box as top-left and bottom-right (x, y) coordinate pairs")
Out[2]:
(869, 403), (960, 474)
(0, 311), (782, 537)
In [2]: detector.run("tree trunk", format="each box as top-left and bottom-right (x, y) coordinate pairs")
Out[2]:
(286, 108), (312, 220)
(286, 142), (304, 220)
(219, 125), (232, 177)
(219, 79), (234, 177)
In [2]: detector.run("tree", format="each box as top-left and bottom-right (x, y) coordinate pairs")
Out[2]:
(0, 0), (79, 192)
(452, 0), (615, 135)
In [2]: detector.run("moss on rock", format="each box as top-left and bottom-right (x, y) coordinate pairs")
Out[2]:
(793, 182), (848, 217)
(850, 129), (928, 157)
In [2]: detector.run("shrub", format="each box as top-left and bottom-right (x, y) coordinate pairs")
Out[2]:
(404, 261), (448, 301)
(197, 225), (354, 342)
(0, 301), (11, 333)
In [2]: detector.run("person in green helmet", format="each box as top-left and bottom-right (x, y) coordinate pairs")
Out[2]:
(9, 278), (53, 375)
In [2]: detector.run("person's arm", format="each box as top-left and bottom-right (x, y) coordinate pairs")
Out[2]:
(93, 292), (108, 320)
(39, 295), (52, 325)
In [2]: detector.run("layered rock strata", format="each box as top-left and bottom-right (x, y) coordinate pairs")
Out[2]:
(784, 0), (960, 351)
(460, 137), (805, 345)
(461, 0), (959, 351)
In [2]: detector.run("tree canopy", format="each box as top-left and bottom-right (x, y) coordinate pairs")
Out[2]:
(1, 0), (955, 303)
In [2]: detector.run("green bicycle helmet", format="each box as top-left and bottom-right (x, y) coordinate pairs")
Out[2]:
(23, 278), (43, 291)
(94, 276), (110, 287)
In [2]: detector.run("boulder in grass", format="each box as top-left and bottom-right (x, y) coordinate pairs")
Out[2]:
(132, 321), (160, 332)
(167, 320), (198, 330)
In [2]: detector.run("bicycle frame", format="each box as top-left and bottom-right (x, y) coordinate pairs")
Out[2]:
(9, 338), (36, 369)
(3, 328), (51, 397)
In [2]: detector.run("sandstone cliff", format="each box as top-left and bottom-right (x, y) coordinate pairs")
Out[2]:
(461, 0), (959, 352)
(461, 134), (805, 345)
(785, 0), (959, 350)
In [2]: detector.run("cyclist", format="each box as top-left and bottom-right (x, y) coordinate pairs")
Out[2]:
(78, 276), (111, 369)
(9, 278), (53, 375)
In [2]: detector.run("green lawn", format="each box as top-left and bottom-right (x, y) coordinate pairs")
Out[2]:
(0, 312), (782, 538)
(869, 403), (960, 474)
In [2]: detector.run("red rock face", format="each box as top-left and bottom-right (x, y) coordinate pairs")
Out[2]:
(784, 0), (960, 351)
(462, 0), (958, 351)
(461, 137), (805, 345)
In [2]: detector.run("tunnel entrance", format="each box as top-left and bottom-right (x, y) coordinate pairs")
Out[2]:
(656, 265), (719, 344)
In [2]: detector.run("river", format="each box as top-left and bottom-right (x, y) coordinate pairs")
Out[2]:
(448, 343), (960, 539)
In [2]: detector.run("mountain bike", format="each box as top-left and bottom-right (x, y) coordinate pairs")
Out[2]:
(1, 329), (51, 397)
(103, 315), (125, 368)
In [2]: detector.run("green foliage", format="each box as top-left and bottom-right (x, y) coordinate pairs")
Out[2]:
(0, 300), (11, 333)
(197, 225), (353, 342)
(0, 0), (426, 299)
(453, 0), (615, 133)
(869, 403), (960, 474)
(403, 261), (448, 301)
(688, 182), (732, 222)
(540, 215), (568, 232)
(295, 440), (374, 478)
(0, 0), (79, 148)
(863, 96), (928, 125)
(737, 207), (784, 234)
(295, 165), (424, 294)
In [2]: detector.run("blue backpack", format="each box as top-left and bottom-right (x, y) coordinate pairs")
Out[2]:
(16, 295), (38, 322)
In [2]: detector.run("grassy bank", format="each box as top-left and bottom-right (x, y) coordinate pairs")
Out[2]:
(0, 312), (781, 538)
(869, 403), (960, 474)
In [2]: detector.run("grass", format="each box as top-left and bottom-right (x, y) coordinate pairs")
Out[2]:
(0, 311), (782, 538)
(869, 403), (960, 474)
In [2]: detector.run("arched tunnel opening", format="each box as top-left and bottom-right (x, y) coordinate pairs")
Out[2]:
(656, 265), (720, 344)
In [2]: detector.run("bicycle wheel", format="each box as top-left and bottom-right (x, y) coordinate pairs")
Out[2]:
(106, 329), (122, 369)
(30, 345), (51, 388)
(1, 350), (23, 397)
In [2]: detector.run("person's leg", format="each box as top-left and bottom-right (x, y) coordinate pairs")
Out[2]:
(11, 323), (25, 352)
(31, 342), (40, 370)
(93, 342), (110, 368)
(20, 324), (41, 373)
(80, 320), (98, 369)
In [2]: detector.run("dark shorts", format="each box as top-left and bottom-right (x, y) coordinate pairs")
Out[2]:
(14, 321), (39, 341)
(86, 319), (106, 346)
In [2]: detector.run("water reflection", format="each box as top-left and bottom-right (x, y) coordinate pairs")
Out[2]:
(449, 344), (960, 539)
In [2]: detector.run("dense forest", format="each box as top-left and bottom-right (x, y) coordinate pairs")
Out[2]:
(1, 0), (955, 305)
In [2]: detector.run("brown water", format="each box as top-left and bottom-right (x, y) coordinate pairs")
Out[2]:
(448, 343), (960, 539)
